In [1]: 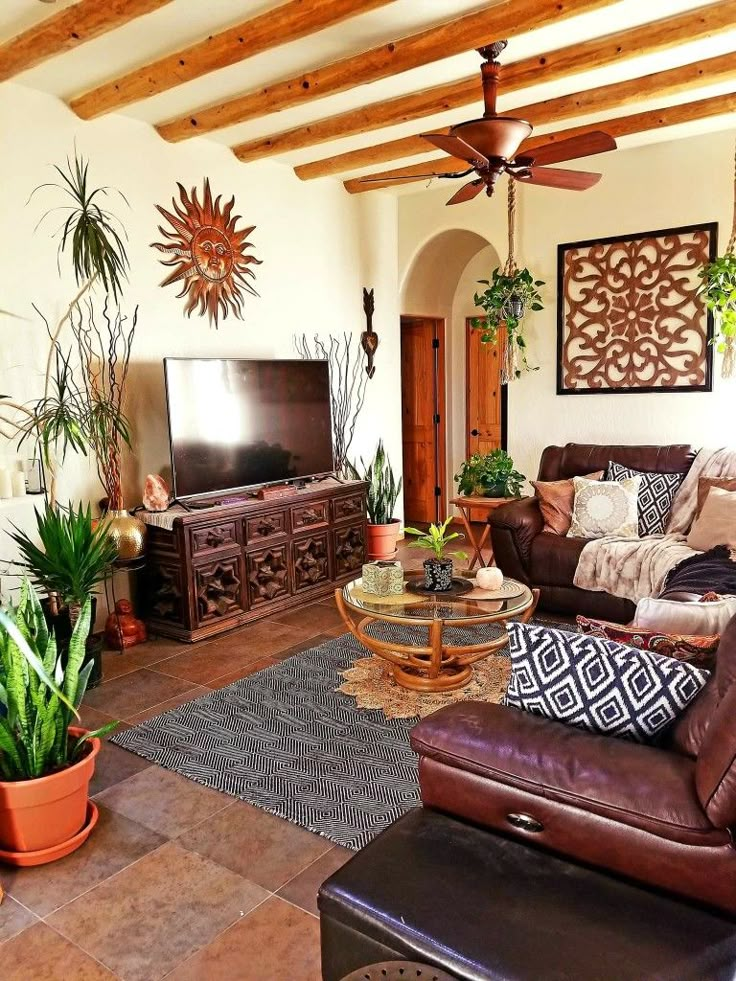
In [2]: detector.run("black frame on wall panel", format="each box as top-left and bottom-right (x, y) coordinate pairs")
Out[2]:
(556, 221), (718, 396)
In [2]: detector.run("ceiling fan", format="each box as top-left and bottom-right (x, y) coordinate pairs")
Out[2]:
(362, 40), (617, 206)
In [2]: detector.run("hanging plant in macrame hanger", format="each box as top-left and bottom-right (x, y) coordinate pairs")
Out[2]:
(471, 178), (544, 383)
(698, 140), (736, 379)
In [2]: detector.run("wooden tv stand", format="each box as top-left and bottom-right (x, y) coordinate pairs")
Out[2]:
(142, 478), (367, 643)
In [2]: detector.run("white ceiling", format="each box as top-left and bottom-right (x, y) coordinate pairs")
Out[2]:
(2, 0), (735, 191)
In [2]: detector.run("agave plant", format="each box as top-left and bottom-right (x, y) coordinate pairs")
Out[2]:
(8, 503), (117, 618)
(346, 440), (402, 525)
(404, 516), (468, 562)
(0, 582), (117, 781)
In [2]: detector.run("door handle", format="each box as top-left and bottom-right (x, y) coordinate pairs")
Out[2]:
(470, 429), (480, 437)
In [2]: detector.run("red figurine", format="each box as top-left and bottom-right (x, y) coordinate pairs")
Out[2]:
(104, 599), (147, 650)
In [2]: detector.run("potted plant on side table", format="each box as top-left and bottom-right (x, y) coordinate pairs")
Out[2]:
(0, 581), (117, 865)
(455, 449), (525, 498)
(405, 517), (468, 592)
(346, 440), (402, 560)
(8, 502), (118, 687)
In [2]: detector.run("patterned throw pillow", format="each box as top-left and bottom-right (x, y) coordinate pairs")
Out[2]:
(567, 476), (640, 539)
(504, 622), (709, 743)
(576, 615), (719, 671)
(606, 461), (684, 536)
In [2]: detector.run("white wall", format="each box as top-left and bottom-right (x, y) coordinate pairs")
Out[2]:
(0, 83), (401, 520)
(399, 128), (736, 489)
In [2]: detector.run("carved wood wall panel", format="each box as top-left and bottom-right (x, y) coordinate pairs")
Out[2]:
(557, 223), (717, 394)
(247, 545), (290, 606)
(293, 534), (330, 591)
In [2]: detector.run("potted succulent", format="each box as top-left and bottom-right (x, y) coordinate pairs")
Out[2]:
(0, 581), (117, 865)
(346, 440), (403, 560)
(404, 516), (468, 591)
(472, 266), (544, 380)
(8, 502), (118, 687)
(454, 450), (525, 499)
(698, 251), (736, 378)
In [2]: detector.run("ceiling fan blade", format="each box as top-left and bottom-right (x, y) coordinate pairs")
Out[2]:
(359, 167), (474, 185)
(514, 130), (616, 167)
(512, 167), (602, 191)
(446, 179), (485, 206)
(421, 132), (489, 167)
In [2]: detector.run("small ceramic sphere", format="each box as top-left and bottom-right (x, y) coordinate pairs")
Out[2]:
(476, 567), (504, 590)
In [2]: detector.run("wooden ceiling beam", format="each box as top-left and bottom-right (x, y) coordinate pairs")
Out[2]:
(0, 0), (171, 83)
(296, 52), (736, 179)
(343, 91), (736, 193)
(69, 0), (394, 120)
(234, 0), (736, 162)
(156, 0), (618, 143)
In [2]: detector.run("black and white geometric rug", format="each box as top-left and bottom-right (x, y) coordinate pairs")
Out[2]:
(112, 620), (567, 850)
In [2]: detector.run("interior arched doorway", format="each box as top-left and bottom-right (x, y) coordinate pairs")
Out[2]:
(400, 229), (502, 523)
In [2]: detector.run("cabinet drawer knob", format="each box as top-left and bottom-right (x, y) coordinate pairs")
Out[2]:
(506, 812), (544, 833)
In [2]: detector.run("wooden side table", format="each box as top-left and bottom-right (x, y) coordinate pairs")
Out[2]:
(449, 495), (520, 571)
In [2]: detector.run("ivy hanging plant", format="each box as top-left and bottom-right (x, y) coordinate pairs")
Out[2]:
(699, 253), (736, 379)
(471, 266), (544, 379)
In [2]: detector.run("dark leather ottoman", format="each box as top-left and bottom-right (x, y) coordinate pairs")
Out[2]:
(319, 808), (736, 981)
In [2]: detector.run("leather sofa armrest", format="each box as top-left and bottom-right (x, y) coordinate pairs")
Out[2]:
(489, 496), (543, 585)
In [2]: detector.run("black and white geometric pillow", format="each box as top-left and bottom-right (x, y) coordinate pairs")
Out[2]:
(504, 622), (709, 744)
(607, 461), (684, 536)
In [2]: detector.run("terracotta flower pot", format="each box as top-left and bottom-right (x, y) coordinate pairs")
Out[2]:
(0, 726), (100, 861)
(366, 519), (401, 560)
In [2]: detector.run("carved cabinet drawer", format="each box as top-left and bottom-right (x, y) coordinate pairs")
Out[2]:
(193, 552), (246, 627)
(292, 533), (330, 592)
(333, 522), (366, 578)
(189, 522), (238, 554)
(291, 500), (328, 531)
(247, 544), (290, 607)
(245, 510), (287, 544)
(332, 494), (365, 522)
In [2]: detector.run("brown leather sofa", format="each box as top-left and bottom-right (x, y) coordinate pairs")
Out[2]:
(489, 442), (696, 621)
(411, 613), (736, 917)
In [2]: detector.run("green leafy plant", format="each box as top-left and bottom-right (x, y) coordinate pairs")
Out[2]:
(454, 450), (525, 498)
(345, 440), (402, 525)
(0, 581), (117, 781)
(404, 516), (468, 562)
(8, 503), (117, 618)
(699, 251), (736, 376)
(472, 267), (544, 379)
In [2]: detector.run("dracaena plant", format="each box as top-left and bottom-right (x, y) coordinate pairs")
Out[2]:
(9, 502), (117, 618)
(404, 516), (468, 562)
(0, 581), (117, 781)
(345, 440), (402, 525)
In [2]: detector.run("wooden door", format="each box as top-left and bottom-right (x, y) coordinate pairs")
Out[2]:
(466, 320), (506, 520)
(400, 316), (446, 524)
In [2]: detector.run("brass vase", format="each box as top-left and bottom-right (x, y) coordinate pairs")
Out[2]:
(105, 509), (146, 563)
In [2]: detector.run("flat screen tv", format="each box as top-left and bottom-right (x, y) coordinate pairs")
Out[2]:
(164, 358), (334, 499)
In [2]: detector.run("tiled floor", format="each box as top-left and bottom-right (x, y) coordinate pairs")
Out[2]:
(0, 540), (439, 980)
(2, 534), (562, 980)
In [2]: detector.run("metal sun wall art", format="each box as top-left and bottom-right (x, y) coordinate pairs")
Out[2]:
(557, 222), (717, 394)
(151, 178), (261, 328)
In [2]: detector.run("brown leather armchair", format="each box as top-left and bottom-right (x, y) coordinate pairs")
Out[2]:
(411, 614), (736, 916)
(490, 442), (696, 621)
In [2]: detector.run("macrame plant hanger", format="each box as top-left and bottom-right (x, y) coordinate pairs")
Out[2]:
(500, 176), (519, 384)
(723, 142), (736, 379)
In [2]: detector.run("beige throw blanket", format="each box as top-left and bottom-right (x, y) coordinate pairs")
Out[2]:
(573, 448), (736, 603)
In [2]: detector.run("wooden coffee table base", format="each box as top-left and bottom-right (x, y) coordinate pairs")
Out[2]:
(335, 588), (539, 693)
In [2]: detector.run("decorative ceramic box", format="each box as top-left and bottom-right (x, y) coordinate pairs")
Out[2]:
(361, 560), (404, 596)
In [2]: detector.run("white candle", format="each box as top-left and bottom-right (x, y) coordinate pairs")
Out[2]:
(477, 567), (504, 590)
(0, 468), (12, 499)
(11, 470), (26, 497)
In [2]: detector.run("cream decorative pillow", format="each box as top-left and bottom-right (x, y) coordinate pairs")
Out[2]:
(687, 487), (736, 551)
(635, 595), (736, 636)
(568, 476), (641, 539)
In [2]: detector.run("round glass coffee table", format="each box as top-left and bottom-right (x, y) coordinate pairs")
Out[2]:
(335, 573), (538, 693)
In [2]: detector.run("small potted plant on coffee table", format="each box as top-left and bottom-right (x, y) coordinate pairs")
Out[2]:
(404, 517), (468, 591)
(346, 440), (402, 560)
(0, 581), (117, 865)
(454, 449), (525, 498)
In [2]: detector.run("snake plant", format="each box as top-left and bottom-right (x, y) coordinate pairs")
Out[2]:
(0, 581), (117, 781)
(346, 440), (402, 525)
